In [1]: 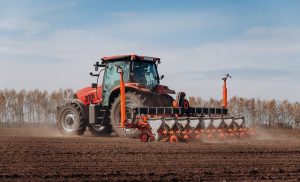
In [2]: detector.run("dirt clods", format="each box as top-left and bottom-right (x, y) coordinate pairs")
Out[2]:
(0, 128), (299, 181)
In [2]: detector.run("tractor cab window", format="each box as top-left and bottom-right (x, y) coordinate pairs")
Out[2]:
(131, 61), (158, 89)
(102, 61), (130, 106)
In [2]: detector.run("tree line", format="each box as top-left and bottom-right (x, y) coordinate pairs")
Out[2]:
(0, 89), (299, 129)
(0, 89), (74, 127)
(189, 96), (300, 129)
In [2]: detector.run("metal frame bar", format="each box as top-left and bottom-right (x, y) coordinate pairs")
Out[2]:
(134, 107), (228, 116)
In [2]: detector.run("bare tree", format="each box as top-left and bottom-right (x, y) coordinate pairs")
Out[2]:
(0, 91), (6, 125)
(16, 90), (26, 126)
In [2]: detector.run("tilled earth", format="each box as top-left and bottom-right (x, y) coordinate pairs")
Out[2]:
(0, 128), (300, 181)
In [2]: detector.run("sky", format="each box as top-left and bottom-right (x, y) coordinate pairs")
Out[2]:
(0, 0), (300, 101)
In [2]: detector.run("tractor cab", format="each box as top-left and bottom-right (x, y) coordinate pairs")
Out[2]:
(100, 55), (162, 106)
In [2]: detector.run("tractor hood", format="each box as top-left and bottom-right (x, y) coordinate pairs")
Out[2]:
(75, 86), (102, 105)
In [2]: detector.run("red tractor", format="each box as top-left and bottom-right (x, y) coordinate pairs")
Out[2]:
(57, 55), (176, 137)
(57, 54), (250, 141)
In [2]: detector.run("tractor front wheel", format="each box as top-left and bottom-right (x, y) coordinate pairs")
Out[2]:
(56, 103), (87, 135)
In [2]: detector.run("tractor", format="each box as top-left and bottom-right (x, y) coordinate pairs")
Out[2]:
(57, 55), (176, 137)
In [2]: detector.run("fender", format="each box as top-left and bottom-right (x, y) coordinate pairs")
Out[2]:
(154, 85), (176, 95)
(108, 83), (152, 107)
(62, 99), (89, 120)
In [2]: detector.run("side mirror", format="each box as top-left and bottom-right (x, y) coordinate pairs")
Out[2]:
(90, 72), (99, 77)
(91, 83), (97, 88)
(94, 62), (99, 71)
(160, 75), (164, 80)
(93, 62), (106, 71)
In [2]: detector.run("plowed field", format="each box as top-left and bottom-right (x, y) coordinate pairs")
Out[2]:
(0, 128), (300, 181)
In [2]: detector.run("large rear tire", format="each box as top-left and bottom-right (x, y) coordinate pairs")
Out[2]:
(160, 94), (174, 107)
(110, 92), (146, 138)
(56, 103), (87, 135)
(148, 94), (174, 107)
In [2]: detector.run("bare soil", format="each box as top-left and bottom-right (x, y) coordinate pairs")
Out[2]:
(0, 128), (300, 181)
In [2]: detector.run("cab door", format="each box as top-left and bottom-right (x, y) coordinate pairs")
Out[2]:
(102, 61), (130, 106)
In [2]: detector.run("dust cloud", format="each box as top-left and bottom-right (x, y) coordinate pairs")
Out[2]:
(254, 127), (300, 142)
(0, 127), (64, 137)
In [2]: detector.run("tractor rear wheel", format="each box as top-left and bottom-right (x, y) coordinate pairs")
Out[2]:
(56, 103), (87, 135)
(110, 92), (146, 138)
(148, 94), (174, 107)
(160, 94), (174, 107)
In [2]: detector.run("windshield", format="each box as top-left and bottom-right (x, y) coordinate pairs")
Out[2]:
(131, 61), (159, 89)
